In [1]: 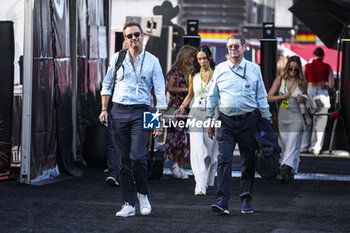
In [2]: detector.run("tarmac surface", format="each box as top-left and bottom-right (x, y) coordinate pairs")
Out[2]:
(1, 159), (350, 233)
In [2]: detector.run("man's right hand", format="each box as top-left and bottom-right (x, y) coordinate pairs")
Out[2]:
(99, 111), (108, 125)
(206, 126), (215, 140)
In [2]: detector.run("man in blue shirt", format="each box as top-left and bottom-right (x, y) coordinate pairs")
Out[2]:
(206, 34), (271, 215)
(99, 21), (167, 217)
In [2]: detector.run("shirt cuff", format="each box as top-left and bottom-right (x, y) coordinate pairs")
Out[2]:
(101, 89), (112, 96)
(261, 112), (272, 119)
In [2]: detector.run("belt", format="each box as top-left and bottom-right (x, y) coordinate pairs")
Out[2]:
(221, 109), (259, 121)
(114, 103), (149, 109)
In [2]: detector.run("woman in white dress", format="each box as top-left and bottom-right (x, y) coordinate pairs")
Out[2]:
(267, 56), (307, 182)
(177, 45), (218, 195)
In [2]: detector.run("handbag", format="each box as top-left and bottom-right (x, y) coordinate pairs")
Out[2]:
(301, 94), (318, 115)
(254, 117), (281, 178)
(255, 147), (280, 178)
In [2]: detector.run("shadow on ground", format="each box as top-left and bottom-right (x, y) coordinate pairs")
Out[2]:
(1, 168), (350, 233)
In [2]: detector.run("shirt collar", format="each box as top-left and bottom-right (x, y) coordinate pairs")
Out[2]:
(229, 57), (246, 69)
(127, 49), (145, 61)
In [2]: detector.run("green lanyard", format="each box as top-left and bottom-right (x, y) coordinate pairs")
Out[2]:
(184, 73), (189, 87)
(200, 68), (212, 94)
(284, 77), (296, 94)
(129, 50), (146, 94)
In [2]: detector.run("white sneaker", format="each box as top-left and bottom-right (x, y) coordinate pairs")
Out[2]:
(310, 148), (320, 156)
(137, 193), (152, 215)
(180, 168), (188, 179)
(115, 202), (135, 217)
(171, 163), (181, 179)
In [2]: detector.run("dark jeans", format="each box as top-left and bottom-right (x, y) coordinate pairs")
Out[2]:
(215, 111), (258, 209)
(106, 114), (119, 180)
(110, 103), (149, 206)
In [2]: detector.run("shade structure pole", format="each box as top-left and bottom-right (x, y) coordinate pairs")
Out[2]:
(340, 25), (350, 152)
(69, 0), (77, 161)
(167, 26), (173, 74)
(20, 0), (34, 184)
(329, 25), (347, 153)
(260, 38), (277, 90)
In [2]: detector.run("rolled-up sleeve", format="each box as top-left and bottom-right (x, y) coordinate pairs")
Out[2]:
(101, 53), (118, 96)
(256, 67), (272, 118)
(152, 58), (167, 110)
(206, 71), (220, 120)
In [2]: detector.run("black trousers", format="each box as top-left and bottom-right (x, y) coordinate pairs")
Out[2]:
(215, 111), (258, 209)
(110, 103), (149, 206)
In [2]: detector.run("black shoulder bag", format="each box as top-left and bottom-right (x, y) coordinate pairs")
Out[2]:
(254, 117), (282, 178)
(107, 49), (127, 110)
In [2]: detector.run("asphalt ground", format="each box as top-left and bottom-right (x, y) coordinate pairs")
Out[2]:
(1, 166), (350, 233)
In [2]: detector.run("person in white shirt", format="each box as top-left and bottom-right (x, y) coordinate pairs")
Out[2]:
(268, 56), (307, 182)
(99, 21), (167, 217)
(206, 34), (271, 215)
(177, 45), (218, 196)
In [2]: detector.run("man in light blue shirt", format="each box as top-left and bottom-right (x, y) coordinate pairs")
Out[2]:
(99, 21), (167, 217)
(207, 34), (271, 215)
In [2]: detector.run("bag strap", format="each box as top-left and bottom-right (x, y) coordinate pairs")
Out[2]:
(107, 49), (127, 91)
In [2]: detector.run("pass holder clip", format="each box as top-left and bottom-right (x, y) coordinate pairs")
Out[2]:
(281, 99), (289, 110)
(198, 97), (206, 111)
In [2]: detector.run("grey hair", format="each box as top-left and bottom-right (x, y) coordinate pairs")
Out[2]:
(227, 34), (246, 46)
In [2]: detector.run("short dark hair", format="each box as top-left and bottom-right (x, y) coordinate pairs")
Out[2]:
(227, 34), (246, 46)
(123, 21), (143, 34)
(313, 47), (324, 58)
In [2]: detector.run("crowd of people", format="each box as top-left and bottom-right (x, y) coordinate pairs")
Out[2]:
(99, 21), (335, 217)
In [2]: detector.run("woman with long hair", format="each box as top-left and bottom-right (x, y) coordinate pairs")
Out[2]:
(301, 47), (334, 155)
(160, 45), (196, 179)
(267, 56), (307, 182)
(177, 45), (218, 195)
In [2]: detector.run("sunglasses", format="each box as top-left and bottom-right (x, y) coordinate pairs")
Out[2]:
(227, 44), (240, 50)
(288, 67), (299, 72)
(126, 32), (141, 39)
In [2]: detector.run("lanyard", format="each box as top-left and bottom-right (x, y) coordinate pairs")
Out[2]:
(229, 64), (246, 79)
(129, 51), (146, 94)
(284, 77), (296, 94)
(200, 68), (211, 94)
(184, 73), (189, 87)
